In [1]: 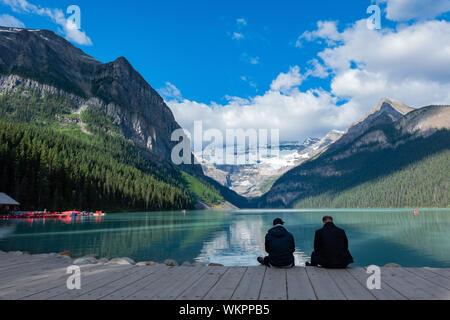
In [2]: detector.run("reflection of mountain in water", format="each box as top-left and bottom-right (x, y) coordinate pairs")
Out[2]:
(196, 217), (309, 266)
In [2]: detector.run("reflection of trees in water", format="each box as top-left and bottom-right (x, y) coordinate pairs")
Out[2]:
(0, 224), (16, 240)
(0, 212), (226, 263)
(76, 211), (226, 262)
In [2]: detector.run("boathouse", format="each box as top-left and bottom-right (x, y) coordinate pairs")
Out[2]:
(0, 193), (20, 214)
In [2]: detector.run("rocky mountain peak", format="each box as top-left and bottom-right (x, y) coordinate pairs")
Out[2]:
(303, 137), (320, 147)
(375, 97), (414, 116)
(0, 27), (184, 163)
(329, 98), (414, 150)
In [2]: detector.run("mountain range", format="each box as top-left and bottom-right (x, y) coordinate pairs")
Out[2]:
(0, 26), (448, 210)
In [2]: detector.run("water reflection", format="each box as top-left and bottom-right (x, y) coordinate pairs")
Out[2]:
(0, 209), (449, 267)
(196, 217), (309, 266)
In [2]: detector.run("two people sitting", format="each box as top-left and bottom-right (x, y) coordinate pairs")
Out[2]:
(257, 216), (354, 269)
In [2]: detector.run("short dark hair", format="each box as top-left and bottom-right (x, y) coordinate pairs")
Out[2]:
(273, 218), (285, 226)
(322, 216), (333, 223)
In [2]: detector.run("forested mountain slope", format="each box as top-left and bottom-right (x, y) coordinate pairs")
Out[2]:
(259, 102), (450, 208)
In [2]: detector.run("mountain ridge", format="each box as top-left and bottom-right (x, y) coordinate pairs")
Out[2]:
(0, 26), (182, 163)
(259, 100), (450, 208)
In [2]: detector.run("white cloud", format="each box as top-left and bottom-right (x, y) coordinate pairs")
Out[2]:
(241, 76), (257, 89)
(241, 53), (260, 65)
(229, 18), (248, 41)
(0, 14), (24, 27)
(304, 19), (450, 108)
(164, 69), (356, 142)
(304, 58), (329, 79)
(236, 18), (247, 26)
(159, 82), (182, 102)
(232, 32), (244, 40)
(378, 0), (450, 21)
(270, 66), (303, 93)
(0, 0), (92, 45)
(296, 21), (341, 47)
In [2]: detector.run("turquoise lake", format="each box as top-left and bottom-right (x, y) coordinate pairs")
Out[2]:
(0, 209), (449, 267)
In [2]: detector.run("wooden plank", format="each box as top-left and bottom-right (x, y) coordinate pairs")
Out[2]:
(0, 263), (72, 290)
(0, 263), (103, 296)
(122, 266), (179, 300)
(100, 264), (171, 300)
(346, 267), (407, 300)
(176, 267), (229, 300)
(48, 265), (140, 300)
(13, 265), (119, 300)
(147, 266), (208, 300)
(153, 267), (210, 300)
(305, 267), (346, 300)
(286, 267), (316, 300)
(137, 266), (210, 300)
(403, 268), (450, 290)
(424, 268), (450, 280)
(381, 267), (450, 300)
(0, 260), (72, 287)
(99, 264), (170, 300)
(74, 265), (166, 300)
(0, 264), (108, 300)
(22, 265), (135, 300)
(325, 268), (375, 300)
(259, 267), (287, 300)
(231, 267), (266, 300)
(0, 256), (56, 272)
(204, 267), (246, 300)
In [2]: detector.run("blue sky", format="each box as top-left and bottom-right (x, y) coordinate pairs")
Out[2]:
(0, 0), (371, 101)
(1, 0), (450, 141)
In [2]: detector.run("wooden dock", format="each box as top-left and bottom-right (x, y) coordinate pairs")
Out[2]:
(1, 251), (449, 300)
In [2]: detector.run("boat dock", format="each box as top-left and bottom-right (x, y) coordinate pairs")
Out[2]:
(0, 251), (449, 300)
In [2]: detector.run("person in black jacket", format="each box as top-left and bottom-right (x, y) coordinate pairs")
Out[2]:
(306, 216), (354, 268)
(257, 218), (295, 268)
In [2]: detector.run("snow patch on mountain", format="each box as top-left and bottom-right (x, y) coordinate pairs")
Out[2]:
(196, 130), (344, 197)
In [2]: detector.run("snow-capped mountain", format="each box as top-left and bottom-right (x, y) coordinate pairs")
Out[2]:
(196, 130), (344, 198)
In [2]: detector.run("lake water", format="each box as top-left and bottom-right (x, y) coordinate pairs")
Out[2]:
(0, 209), (449, 267)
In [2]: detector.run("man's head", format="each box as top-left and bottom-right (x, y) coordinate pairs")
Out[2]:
(322, 216), (333, 226)
(273, 218), (285, 226)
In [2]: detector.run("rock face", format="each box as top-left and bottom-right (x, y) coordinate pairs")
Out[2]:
(0, 27), (186, 163)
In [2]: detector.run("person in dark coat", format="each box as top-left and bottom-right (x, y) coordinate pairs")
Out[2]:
(257, 218), (295, 268)
(306, 216), (354, 268)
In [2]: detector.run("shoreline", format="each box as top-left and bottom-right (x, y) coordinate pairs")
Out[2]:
(2, 250), (444, 269)
(0, 250), (218, 268)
